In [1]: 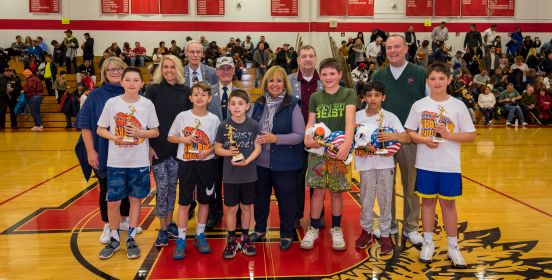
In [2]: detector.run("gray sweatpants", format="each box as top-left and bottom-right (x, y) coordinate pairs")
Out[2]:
(359, 168), (394, 237)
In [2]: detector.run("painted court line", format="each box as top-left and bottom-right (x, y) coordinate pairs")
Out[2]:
(0, 164), (79, 206)
(463, 175), (552, 219)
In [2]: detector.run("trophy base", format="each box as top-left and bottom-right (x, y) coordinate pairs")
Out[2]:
(231, 153), (245, 163)
(375, 148), (388, 155)
(431, 136), (445, 143)
(187, 148), (199, 154)
(121, 136), (135, 143)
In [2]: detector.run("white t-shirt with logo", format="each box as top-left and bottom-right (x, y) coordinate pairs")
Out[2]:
(168, 110), (220, 161)
(97, 96), (159, 168)
(354, 108), (405, 171)
(404, 96), (475, 173)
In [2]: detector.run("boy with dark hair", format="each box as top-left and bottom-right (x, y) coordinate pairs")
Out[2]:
(404, 62), (476, 268)
(301, 58), (357, 251)
(168, 82), (220, 259)
(215, 89), (261, 259)
(354, 81), (410, 255)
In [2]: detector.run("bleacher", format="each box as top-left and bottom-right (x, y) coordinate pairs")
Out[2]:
(7, 57), (263, 129)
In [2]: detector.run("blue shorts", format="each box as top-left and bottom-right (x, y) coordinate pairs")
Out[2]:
(107, 167), (151, 202)
(414, 169), (462, 200)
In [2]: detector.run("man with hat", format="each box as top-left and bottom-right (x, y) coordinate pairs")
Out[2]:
(206, 56), (243, 228)
(230, 38), (245, 59)
(184, 40), (218, 88)
(0, 68), (22, 129)
(63, 30), (79, 73)
(276, 43), (292, 74)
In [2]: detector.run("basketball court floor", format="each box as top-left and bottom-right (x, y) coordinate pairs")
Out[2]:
(0, 126), (551, 279)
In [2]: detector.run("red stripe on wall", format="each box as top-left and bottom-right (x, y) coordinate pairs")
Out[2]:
(1, 19), (551, 32)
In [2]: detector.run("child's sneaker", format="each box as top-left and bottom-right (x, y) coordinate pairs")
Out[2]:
(194, 233), (211, 254)
(447, 244), (467, 268)
(99, 223), (111, 244)
(167, 222), (178, 239)
(355, 230), (376, 249)
(222, 236), (239, 259)
(373, 226), (398, 239)
(173, 238), (186, 260)
(330, 227), (346, 251)
(300, 226), (319, 250)
(119, 221), (143, 234)
(505, 121), (512, 126)
(380, 236), (394, 255)
(99, 237), (120, 259)
(126, 237), (141, 259)
(240, 238), (257, 256)
(418, 240), (435, 263)
(154, 229), (169, 247)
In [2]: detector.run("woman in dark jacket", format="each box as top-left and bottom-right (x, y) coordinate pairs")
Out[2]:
(250, 66), (305, 250)
(144, 55), (192, 247)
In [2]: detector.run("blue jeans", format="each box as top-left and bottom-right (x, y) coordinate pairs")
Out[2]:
(254, 166), (297, 238)
(130, 56), (145, 67)
(28, 95), (44, 126)
(504, 104), (525, 123)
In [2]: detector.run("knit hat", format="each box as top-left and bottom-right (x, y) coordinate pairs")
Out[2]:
(23, 69), (32, 76)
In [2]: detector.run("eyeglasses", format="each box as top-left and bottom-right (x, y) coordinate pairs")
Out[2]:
(106, 67), (124, 73)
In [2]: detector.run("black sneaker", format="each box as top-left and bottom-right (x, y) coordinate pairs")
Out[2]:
(241, 238), (257, 256)
(222, 237), (239, 259)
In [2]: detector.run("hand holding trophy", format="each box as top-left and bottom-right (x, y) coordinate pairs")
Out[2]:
(122, 105), (137, 143)
(432, 105), (446, 143)
(187, 119), (201, 154)
(225, 124), (245, 163)
(375, 110), (388, 155)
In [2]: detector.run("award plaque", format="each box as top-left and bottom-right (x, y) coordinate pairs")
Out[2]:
(121, 105), (137, 143)
(225, 124), (244, 163)
(432, 105), (446, 143)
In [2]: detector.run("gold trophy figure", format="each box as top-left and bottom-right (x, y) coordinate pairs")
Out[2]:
(432, 105), (446, 143)
(122, 105), (137, 143)
(375, 110), (388, 155)
(225, 124), (245, 163)
(187, 119), (202, 154)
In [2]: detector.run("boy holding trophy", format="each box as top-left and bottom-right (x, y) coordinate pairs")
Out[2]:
(214, 90), (261, 259)
(353, 81), (410, 255)
(96, 67), (160, 259)
(404, 62), (476, 268)
(167, 82), (221, 259)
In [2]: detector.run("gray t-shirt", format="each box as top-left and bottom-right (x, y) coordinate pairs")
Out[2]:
(215, 117), (260, 184)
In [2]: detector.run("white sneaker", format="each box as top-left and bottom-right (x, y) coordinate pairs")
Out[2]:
(373, 226), (398, 239)
(447, 244), (467, 268)
(404, 230), (423, 246)
(100, 223), (111, 244)
(329, 227), (346, 251)
(505, 121), (512, 126)
(119, 221), (143, 234)
(522, 122), (528, 126)
(30, 126), (43, 131)
(418, 240), (435, 263)
(300, 226), (319, 250)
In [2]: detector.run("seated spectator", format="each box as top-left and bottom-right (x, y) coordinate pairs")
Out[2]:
(76, 60), (96, 85)
(499, 83), (527, 126)
(153, 41), (168, 57)
(461, 89), (476, 123)
(473, 69), (491, 93)
(226, 37), (235, 49)
(526, 48), (539, 70)
(98, 51), (110, 70)
(339, 40), (349, 59)
(233, 53), (244, 80)
(544, 72), (552, 90)
(0, 49), (9, 74)
(36, 36), (50, 55)
(105, 42), (122, 57)
(205, 41), (221, 67)
(465, 48), (481, 75)
(539, 52), (552, 75)
(276, 43), (291, 74)
(130, 41), (147, 67)
(54, 70), (68, 103)
(7, 35), (25, 61)
(490, 67), (508, 92)
(498, 53), (510, 69)
(241, 35), (255, 62)
(415, 40), (430, 68)
(478, 84), (496, 126)
(510, 56), (529, 90)
(521, 84), (540, 124)
(230, 38), (245, 59)
(27, 39), (43, 61)
(537, 88), (552, 125)
(51, 40), (66, 66)
(432, 43), (449, 63)
(253, 42), (269, 86)
(451, 51), (464, 77)
(169, 40), (183, 58)
(121, 42), (131, 64)
(289, 47), (298, 73)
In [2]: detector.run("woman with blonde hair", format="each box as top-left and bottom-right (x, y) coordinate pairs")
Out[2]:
(75, 57), (140, 245)
(250, 66), (305, 250)
(526, 48), (539, 70)
(144, 54), (192, 247)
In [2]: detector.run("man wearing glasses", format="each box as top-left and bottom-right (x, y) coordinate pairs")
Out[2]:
(184, 40), (218, 88)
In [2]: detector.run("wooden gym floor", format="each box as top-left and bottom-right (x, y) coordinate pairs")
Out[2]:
(0, 126), (551, 279)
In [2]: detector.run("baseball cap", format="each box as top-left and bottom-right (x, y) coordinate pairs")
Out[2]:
(216, 56), (234, 68)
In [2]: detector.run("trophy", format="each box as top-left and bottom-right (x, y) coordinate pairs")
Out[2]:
(225, 124), (244, 163)
(375, 110), (388, 155)
(432, 105), (446, 143)
(187, 119), (201, 154)
(121, 105), (137, 143)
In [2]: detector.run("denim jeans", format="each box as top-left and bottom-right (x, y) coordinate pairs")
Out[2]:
(130, 56), (145, 67)
(28, 95), (44, 126)
(504, 104), (525, 123)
